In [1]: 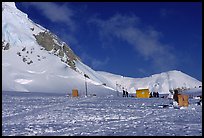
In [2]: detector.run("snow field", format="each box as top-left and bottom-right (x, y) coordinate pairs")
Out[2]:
(2, 91), (202, 136)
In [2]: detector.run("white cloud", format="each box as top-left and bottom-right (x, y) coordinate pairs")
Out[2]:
(22, 2), (75, 31)
(90, 14), (177, 70)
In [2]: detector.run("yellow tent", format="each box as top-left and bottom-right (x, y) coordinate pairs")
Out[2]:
(72, 89), (79, 97)
(178, 94), (189, 107)
(136, 89), (150, 98)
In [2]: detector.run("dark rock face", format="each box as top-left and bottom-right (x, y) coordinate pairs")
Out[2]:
(34, 31), (80, 71)
(34, 31), (55, 51)
(2, 29), (80, 71)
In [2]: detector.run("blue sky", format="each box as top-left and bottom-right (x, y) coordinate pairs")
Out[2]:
(15, 2), (202, 81)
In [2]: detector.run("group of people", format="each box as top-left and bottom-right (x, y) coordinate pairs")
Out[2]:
(150, 91), (159, 98)
(123, 89), (129, 97)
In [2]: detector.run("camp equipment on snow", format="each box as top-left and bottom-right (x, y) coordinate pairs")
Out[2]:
(136, 89), (150, 98)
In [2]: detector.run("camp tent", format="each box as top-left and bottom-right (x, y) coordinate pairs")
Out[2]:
(72, 89), (79, 97)
(136, 89), (150, 98)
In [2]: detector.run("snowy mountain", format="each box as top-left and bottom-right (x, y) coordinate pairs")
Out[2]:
(2, 2), (114, 96)
(97, 70), (202, 94)
(2, 2), (202, 95)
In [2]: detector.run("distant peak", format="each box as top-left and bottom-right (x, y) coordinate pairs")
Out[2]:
(2, 2), (16, 8)
(168, 70), (181, 73)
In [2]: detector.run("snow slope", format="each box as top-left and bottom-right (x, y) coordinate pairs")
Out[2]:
(97, 70), (202, 94)
(2, 2), (202, 95)
(2, 2), (45, 46)
(2, 2), (114, 95)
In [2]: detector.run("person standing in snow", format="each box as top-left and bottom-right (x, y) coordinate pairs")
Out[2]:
(173, 89), (179, 103)
(123, 88), (126, 97)
(126, 90), (129, 97)
(156, 92), (159, 98)
(149, 92), (153, 98)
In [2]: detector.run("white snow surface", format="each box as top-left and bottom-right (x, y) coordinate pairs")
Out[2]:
(2, 2), (45, 46)
(2, 91), (202, 136)
(2, 2), (202, 96)
(2, 2), (16, 9)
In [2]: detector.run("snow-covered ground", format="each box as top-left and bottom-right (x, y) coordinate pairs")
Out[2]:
(2, 91), (202, 136)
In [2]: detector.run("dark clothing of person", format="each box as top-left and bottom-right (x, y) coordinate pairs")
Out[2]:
(149, 92), (153, 98)
(123, 90), (126, 97)
(156, 92), (159, 97)
(153, 92), (156, 97)
(173, 90), (179, 102)
(126, 91), (128, 97)
(151, 92), (159, 98)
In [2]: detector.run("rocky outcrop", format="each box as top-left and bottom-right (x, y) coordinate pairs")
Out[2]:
(34, 31), (80, 70)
